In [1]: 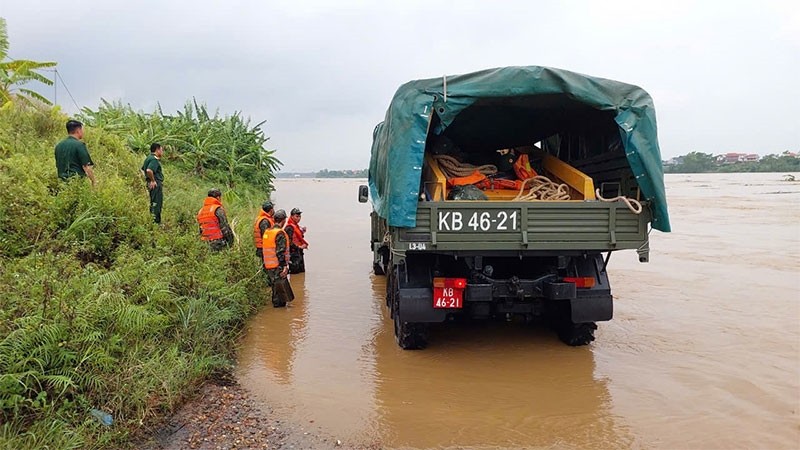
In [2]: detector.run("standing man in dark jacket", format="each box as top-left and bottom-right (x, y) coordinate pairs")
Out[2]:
(55, 120), (96, 186)
(196, 188), (235, 251)
(141, 143), (164, 223)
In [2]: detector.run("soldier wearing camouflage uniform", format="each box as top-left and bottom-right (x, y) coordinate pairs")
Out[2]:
(263, 209), (291, 307)
(253, 201), (275, 259)
(196, 188), (235, 251)
(283, 207), (308, 274)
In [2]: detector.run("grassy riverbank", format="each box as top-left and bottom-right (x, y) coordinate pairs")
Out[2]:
(0, 104), (273, 449)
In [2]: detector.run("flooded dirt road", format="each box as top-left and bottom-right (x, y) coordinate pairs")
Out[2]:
(237, 173), (800, 449)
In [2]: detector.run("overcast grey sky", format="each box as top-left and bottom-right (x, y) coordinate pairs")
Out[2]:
(3, 0), (798, 171)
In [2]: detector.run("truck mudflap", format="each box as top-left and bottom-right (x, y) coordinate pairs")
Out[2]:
(570, 293), (613, 323)
(396, 287), (447, 323)
(570, 254), (613, 322)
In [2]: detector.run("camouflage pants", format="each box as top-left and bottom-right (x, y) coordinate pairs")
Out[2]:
(263, 267), (282, 287)
(264, 268), (292, 307)
(289, 249), (305, 274)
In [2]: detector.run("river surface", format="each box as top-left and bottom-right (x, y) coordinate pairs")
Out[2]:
(237, 173), (800, 449)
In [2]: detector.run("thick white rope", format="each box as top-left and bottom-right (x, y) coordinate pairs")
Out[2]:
(513, 176), (571, 201)
(594, 188), (643, 214)
(433, 154), (498, 178)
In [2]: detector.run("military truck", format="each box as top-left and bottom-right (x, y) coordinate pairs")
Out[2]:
(359, 66), (670, 349)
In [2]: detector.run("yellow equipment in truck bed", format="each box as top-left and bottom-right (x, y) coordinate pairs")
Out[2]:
(423, 153), (595, 201)
(539, 153), (596, 200)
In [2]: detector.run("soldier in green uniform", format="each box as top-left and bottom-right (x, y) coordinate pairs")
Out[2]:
(141, 143), (165, 223)
(54, 120), (96, 186)
(196, 188), (235, 251)
(263, 209), (292, 307)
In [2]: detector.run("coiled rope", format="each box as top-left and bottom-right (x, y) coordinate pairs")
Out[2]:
(594, 188), (643, 214)
(514, 176), (571, 201)
(433, 154), (498, 178)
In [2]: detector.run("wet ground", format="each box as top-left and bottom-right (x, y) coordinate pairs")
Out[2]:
(237, 173), (800, 449)
(145, 381), (278, 450)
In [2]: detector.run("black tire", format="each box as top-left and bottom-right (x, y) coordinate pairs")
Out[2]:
(388, 264), (427, 350)
(557, 322), (597, 346)
(393, 309), (428, 350)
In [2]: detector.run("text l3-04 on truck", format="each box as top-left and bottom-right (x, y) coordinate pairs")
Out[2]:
(359, 66), (670, 349)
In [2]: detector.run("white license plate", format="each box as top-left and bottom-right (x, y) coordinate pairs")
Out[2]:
(437, 210), (520, 232)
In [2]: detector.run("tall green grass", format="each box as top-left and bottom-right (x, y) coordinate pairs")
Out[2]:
(0, 103), (275, 449)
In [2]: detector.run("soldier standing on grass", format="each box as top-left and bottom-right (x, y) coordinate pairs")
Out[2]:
(196, 188), (235, 251)
(262, 209), (291, 307)
(54, 119), (96, 186)
(141, 143), (164, 224)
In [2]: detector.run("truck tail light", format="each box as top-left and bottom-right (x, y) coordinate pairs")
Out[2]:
(563, 277), (596, 288)
(433, 277), (468, 289)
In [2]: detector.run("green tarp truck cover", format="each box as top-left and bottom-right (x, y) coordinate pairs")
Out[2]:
(368, 65), (671, 232)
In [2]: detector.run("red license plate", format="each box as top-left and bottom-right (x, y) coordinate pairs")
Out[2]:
(433, 287), (463, 309)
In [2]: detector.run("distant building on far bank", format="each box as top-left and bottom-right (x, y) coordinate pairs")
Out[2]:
(716, 153), (760, 164)
(276, 172), (316, 178)
(663, 156), (684, 166)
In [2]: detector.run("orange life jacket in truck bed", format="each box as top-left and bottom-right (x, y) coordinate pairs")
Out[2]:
(475, 178), (524, 191)
(513, 154), (538, 180)
(446, 170), (487, 187)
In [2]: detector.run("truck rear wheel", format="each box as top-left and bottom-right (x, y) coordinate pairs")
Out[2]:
(394, 310), (428, 350)
(556, 321), (597, 346)
(388, 264), (428, 349)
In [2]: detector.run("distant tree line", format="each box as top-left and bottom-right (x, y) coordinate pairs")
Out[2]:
(665, 152), (800, 173)
(316, 168), (368, 178)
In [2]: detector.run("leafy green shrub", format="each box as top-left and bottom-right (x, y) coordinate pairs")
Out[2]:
(79, 99), (282, 190)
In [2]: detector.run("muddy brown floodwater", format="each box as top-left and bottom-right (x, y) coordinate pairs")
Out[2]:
(237, 173), (800, 449)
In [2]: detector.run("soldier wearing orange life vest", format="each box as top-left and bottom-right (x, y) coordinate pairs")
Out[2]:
(253, 201), (275, 259)
(283, 207), (308, 274)
(263, 209), (291, 307)
(196, 188), (234, 251)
